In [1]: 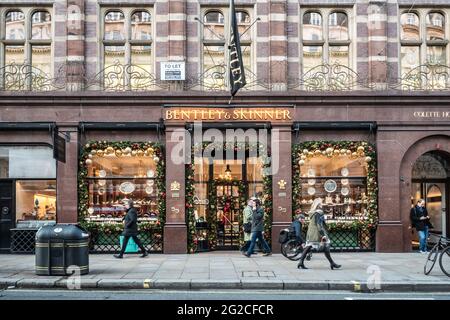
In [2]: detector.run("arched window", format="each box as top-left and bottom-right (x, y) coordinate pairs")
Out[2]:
(401, 13), (420, 41)
(31, 11), (51, 40)
(237, 11), (251, 41)
(328, 12), (348, 41)
(131, 11), (151, 40)
(104, 11), (125, 41)
(203, 11), (225, 41)
(302, 12), (323, 41)
(5, 10), (25, 40)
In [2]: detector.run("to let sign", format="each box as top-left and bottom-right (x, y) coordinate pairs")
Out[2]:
(161, 62), (185, 81)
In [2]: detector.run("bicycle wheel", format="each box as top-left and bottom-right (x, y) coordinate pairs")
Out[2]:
(281, 239), (303, 261)
(424, 244), (439, 275)
(439, 246), (450, 277)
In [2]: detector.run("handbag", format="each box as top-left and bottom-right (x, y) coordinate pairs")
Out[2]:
(243, 222), (252, 233)
(119, 236), (139, 253)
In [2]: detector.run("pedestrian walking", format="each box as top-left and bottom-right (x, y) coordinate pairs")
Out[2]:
(410, 199), (433, 253)
(114, 199), (148, 259)
(244, 198), (272, 257)
(297, 198), (341, 270)
(241, 198), (255, 254)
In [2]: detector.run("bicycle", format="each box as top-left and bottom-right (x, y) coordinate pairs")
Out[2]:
(424, 233), (450, 277)
(281, 237), (313, 261)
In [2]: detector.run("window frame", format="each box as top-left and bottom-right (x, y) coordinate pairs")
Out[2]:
(200, 7), (254, 91)
(0, 6), (53, 87)
(300, 7), (353, 76)
(100, 7), (154, 74)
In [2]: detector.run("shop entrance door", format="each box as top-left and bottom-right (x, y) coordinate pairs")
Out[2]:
(0, 181), (14, 252)
(215, 182), (242, 250)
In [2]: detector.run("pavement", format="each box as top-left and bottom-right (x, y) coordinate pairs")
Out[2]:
(0, 252), (449, 292)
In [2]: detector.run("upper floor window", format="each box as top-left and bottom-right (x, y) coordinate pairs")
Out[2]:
(301, 10), (351, 74)
(202, 9), (253, 91)
(102, 8), (153, 90)
(400, 10), (448, 89)
(1, 9), (52, 91)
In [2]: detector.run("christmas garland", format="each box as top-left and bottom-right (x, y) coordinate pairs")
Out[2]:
(185, 142), (272, 253)
(78, 141), (166, 236)
(292, 141), (378, 232)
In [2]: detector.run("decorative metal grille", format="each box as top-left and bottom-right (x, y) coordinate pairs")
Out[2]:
(10, 229), (38, 254)
(329, 229), (375, 252)
(89, 231), (163, 253)
(0, 63), (65, 91)
(397, 63), (450, 91)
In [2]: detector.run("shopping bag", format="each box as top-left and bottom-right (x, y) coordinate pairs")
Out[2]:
(119, 236), (139, 253)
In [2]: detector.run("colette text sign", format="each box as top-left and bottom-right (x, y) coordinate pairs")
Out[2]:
(165, 108), (292, 122)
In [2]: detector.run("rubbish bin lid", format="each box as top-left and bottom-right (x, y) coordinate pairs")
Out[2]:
(35, 224), (90, 241)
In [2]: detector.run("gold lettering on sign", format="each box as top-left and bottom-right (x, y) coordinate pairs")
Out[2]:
(165, 108), (293, 121)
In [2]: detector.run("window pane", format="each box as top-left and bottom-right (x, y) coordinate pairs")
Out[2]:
(248, 183), (264, 199)
(242, 45), (251, 74)
(87, 152), (157, 178)
(303, 12), (323, 40)
(427, 46), (446, 65)
(5, 45), (25, 65)
(329, 12), (348, 41)
(329, 46), (349, 67)
(237, 11), (251, 41)
(401, 13), (420, 41)
(131, 11), (152, 40)
(32, 11), (52, 40)
(194, 183), (208, 221)
(300, 154), (368, 177)
(401, 46), (420, 76)
(86, 179), (159, 222)
(104, 11), (125, 41)
(203, 11), (225, 41)
(194, 157), (210, 182)
(131, 45), (152, 89)
(16, 180), (56, 222)
(303, 46), (323, 72)
(4, 46), (25, 90)
(104, 45), (126, 88)
(5, 11), (25, 40)
(32, 45), (52, 90)
(203, 45), (226, 89)
(0, 146), (56, 179)
(246, 156), (263, 182)
(427, 12), (445, 41)
(213, 159), (243, 180)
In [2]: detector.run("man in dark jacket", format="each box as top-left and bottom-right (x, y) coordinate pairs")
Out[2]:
(290, 213), (305, 243)
(410, 199), (432, 253)
(244, 199), (271, 257)
(114, 200), (148, 258)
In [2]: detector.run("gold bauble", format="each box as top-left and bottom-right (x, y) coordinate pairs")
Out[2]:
(346, 150), (352, 156)
(308, 152), (314, 158)
(322, 151), (327, 156)
(85, 159), (93, 165)
(96, 150), (104, 157)
(326, 147), (334, 154)
(352, 152), (357, 158)
(137, 150), (144, 157)
(302, 149), (309, 155)
(340, 149), (346, 155)
(300, 155), (307, 160)
(365, 156), (372, 163)
(106, 146), (114, 154)
(153, 156), (160, 163)
(88, 154), (93, 159)
(90, 150), (97, 155)
(131, 150), (137, 156)
(334, 149), (340, 155)
(314, 150), (322, 156)
(115, 150), (122, 157)
(299, 160), (305, 166)
(357, 146), (365, 153)
(124, 147), (132, 154)
(147, 147), (154, 154)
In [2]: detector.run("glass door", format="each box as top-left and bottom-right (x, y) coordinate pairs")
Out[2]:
(0, 181), (14, 252)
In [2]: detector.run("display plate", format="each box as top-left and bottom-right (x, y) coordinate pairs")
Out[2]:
(119, 182), (136, 194)
(307, 187), (316, 195)
(324, 180), (337, 193)
(341, 168), (349, 177)
(341, 187), (350, 196)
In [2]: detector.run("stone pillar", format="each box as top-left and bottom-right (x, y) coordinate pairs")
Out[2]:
(56, 126), (79, 224)
(376, 131), (404, 252)
(66, 0), (85, 90)
(269, 0), (288, 91)
(164, 125), (187, 253)
(270, 124), (292, 253)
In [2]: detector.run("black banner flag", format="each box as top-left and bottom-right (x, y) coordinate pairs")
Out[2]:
(228, 0), (246, 96)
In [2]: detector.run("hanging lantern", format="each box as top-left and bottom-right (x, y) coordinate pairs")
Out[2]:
(115, 149), (122, 157)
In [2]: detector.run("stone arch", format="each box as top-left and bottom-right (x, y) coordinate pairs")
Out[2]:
(399, 134), (450, 251)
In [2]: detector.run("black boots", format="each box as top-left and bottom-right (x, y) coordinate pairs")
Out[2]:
(141, 250), (148, 258)
(324, 247), (341, 270)
(297, 246), (312, 269)
(114, 254), (123, 259)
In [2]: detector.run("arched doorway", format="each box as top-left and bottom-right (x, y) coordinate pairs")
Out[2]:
(411, 151), (449, 248)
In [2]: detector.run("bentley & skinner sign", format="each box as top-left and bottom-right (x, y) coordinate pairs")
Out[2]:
(165, 108), (292, 121)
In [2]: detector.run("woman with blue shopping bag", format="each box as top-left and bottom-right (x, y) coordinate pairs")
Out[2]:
(114, 199), (148, 259)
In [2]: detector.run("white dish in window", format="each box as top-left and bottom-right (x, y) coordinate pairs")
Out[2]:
(145, 186), (154, 195)
(98, 187), (105, 195)
(308, 179), (316, 186)
(98, 179), (106, 186)
(324, 180), (337, 193)
(341, 168), (349, 177)
(147, 170), (155, 178)
(119, 182), (136, 194)
(341, 179), (349, 186)
(307, 187), (316, 195)
(98, 170), (106, 178)
(146, 179), (154, 186)
(341, 187), (350, 196)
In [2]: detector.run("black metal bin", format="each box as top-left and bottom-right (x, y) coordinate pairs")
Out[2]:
(35, 224), (90, 276)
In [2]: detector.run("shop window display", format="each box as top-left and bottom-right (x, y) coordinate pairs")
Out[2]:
(16, 180), (56, 222)
(293, 142), (378, 250)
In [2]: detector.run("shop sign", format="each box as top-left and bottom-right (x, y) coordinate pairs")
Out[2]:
(164, 108), (292, 122)
(413, 111), (450, 118)
(161, 62), (185, 81)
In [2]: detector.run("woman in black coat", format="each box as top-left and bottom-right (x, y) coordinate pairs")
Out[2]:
(114, 200), (148, 258)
